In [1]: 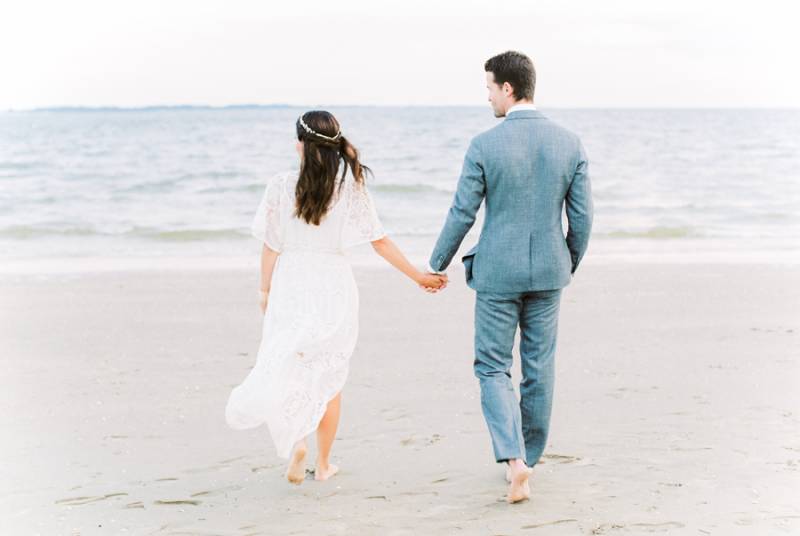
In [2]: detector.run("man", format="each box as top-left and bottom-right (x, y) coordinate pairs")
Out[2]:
(428, 50), (593, 503)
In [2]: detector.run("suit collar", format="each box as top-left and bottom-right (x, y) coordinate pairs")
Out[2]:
(506, 102), (537, 114)
(504, 110), (545, 121)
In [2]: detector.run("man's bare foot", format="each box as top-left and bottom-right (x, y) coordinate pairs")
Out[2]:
(505, 466), (533, 499)
(506, 461), (533, 504)
(314, 463), (339, 481)
(506, 465), (532, 497)
(286, 441), (307, 485)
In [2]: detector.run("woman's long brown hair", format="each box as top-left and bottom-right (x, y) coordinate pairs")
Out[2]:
(294, 110), (371, 225)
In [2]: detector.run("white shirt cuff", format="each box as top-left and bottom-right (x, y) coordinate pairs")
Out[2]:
(427, 263), (446, 275)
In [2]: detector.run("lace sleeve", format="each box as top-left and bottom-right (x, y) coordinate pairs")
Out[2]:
(250, 172), (287, 252)
(341, 178), (386, 249)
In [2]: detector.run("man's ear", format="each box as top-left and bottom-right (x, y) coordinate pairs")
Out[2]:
(503, 81), (514, 98)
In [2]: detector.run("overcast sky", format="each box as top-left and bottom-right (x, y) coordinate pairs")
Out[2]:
(1, 0), (798, 109)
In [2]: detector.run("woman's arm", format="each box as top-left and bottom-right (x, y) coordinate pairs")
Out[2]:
(371, 236), (447, 291)
(258, 244), (280, 314)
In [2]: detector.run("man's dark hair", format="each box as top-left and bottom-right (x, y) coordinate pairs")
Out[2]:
(484, 51), (536, 101)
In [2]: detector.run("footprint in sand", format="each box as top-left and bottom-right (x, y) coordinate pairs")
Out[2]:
(218, 455), (249, 464)
(522, 519), (578, 530)
(190, 485), (243, 498)
(629, 522), (685, 532)
(154, 499), (201, 506)
(592, 521), (685, 534)
(542, 453), (582, 464)
(400, 434), (443, 447)
(181, 455), (252, 475)
(398, 490), (439, 497)
(55, 493), (128, 506)
(426, 434), (443, 445)
(591, 524), (626, 534)
(380, 408), (409, 422)
(671, 446), (713, 452)
(250, 463), (279, 473)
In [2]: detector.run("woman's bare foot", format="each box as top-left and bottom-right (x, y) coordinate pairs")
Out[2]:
(506, 460), (533, 504)
(314, 462), (339, 481)
(286, 441), (307, 485)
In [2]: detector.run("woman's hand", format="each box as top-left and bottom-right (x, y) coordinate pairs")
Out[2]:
(417, 272), (448, 293)
(370, 236), (448, 293)
(259, 290), (269, 314)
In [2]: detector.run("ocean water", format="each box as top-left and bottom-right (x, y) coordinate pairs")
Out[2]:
(1, 107), (799, 269)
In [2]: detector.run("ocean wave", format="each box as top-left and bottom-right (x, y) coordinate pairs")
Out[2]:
(0, 225), (250, 241)
(0, 160), (46, 171)
(118, 180), (182, 194)
(0, 225), (100, 238)
(195, 183), (265, 194)
(601, 226), (701, 239)
(134, 229), (250, 241)
(372, 183), (454, 194)
(0, 224), (705, 242)
(193, 181), (455, 196)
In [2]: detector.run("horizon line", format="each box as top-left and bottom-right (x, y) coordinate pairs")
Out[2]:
(4, 103), (800, 113)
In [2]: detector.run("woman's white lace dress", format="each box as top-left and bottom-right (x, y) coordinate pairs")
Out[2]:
(225, 170), (385, 458)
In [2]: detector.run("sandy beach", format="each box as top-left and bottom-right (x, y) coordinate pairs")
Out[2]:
(1, 260), (799, 535)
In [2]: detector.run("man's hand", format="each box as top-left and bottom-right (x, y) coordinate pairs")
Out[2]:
(418, 272), (448, 293)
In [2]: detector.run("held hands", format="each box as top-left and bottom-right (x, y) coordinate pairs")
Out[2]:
(417, 272), (448, 293)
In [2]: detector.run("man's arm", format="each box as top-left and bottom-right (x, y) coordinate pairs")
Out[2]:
(428, 138), (486, 272)
(565, 141), (593, 274)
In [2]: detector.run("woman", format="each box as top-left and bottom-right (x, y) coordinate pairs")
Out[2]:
(225, 110), (446, 484)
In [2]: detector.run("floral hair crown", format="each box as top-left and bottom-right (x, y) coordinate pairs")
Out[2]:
(298, 116), (342, 142)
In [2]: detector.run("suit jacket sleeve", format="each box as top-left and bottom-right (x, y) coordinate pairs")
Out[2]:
(565, 141), (593, 274)
(428, 138), (486, 272)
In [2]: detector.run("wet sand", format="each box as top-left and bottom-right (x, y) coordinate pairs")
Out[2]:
(1, 261), (799, 534)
